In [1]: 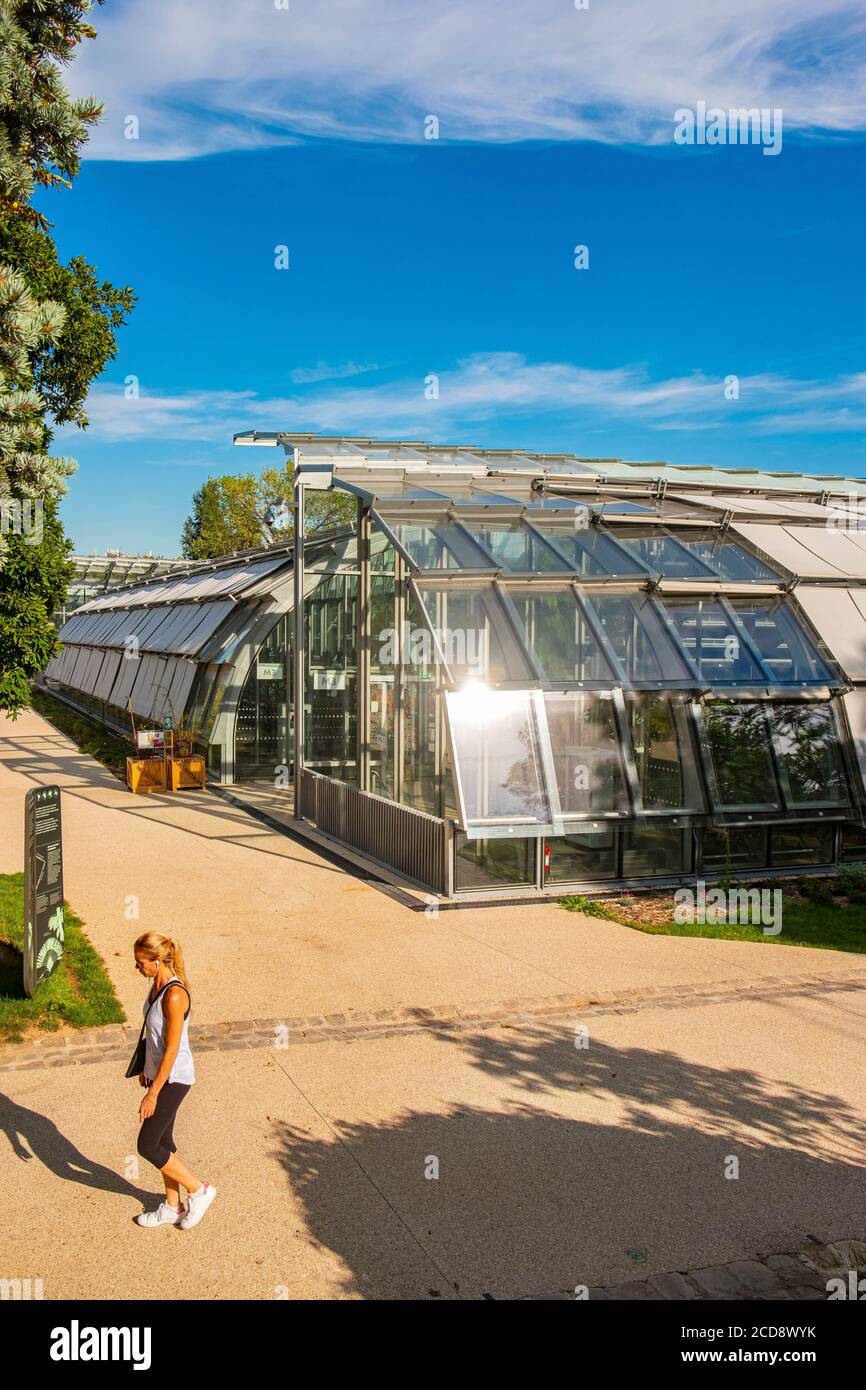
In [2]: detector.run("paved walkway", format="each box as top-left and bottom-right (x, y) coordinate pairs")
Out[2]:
(1, 708), (860, 1030)
(2, 706), (866, 1299)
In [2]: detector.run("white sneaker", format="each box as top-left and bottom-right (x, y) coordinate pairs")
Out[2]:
(178, 1183), (217, 1229)
(135, 1201), (186, 1228)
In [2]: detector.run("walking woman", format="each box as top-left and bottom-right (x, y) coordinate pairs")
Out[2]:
(133, 932), (216, 1229)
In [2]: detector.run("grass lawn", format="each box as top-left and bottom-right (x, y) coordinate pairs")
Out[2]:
(0, 873), (125, 1045)
(30, 685), (130, 779)
(560, 880), (866, 954)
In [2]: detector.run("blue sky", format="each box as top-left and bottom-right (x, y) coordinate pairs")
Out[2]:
(40, 0), (866, 555)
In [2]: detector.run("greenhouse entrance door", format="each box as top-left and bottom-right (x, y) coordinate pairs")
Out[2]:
(234, 618), (294, 781)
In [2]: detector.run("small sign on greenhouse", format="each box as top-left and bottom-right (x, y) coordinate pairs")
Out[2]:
(23, 784), (65, 998)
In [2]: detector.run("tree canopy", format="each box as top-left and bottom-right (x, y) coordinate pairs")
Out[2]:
(0, 0), (134, 716)
(181, 463), (356, 560)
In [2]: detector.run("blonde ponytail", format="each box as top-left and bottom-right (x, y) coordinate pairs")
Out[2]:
(134, 931), (190, 990)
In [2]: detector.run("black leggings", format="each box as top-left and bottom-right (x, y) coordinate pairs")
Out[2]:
(137, 1082), (191, 1171)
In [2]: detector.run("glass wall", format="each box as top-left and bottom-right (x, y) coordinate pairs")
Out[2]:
(304, 572), (358, 781)
(234, 616), (291, 780)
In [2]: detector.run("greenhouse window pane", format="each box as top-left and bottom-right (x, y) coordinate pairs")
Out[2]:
(771, 702), (849, 806)
(530, 523), (646, 576)
(455, 834), (535, 888)
(701, 827), (769, 874)
(611, 529), (715, 578)
(663, 598), (764, 684)
(583, 592), (693, 684)
(510, 589), (615, 683)
(416, 585), (533, 683)
(389, 522), (489, 570)
(841, 822), (866, 862)
(704, 702), (781, 808)
(546, 827), (618, 882)
(544, 692), (629, 816)
(445, 687), (552, 829)
(769, 825), (834, 868)
(626, 694), (703, 811)
(673, 532), (780, 581)
(728, 598), (832, 684)
(464, 521), (567, 572)
(622, 826), (687, 878)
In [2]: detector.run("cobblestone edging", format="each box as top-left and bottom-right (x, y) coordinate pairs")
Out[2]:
(2, 966), (865, 1072)
(568, 1238), (866, 1302)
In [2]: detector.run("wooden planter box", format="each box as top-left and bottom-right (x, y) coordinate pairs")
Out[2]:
(126, 757), (167, 794)
(169, 755), (206, 791)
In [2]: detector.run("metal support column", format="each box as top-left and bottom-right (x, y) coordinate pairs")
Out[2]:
(357, 502), (372, 790)
(293, 472), (305, 815)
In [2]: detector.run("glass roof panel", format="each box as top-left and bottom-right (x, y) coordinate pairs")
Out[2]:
(530, 521), (648, 575)
(671, 531), (780, 581)
(389, 521), (492, 571)
(460, 520), (568, 572)
(607, 527), (716, 579)
(507, 587), (617, 684)
(582, 592), (694, 684)
(662, 597), (764, 684)
(728, 597), (832, 684)
(415, 583), (534, 684)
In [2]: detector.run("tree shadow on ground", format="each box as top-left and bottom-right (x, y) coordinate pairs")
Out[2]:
(270, 1028), (866, 1299)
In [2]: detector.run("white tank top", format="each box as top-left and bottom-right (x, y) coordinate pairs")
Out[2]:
(143, 976), (195, 1085)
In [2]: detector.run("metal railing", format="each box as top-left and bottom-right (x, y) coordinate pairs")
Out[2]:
(300, 768), (446, 892)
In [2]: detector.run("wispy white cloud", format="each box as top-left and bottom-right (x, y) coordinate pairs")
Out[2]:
(288, 361), (379, 385)
(62, 354), (866, 446)
(67, 0), (866, 160)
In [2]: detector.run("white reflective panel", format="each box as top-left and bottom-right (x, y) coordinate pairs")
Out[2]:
(794, 586), (866, 680)
(69, 647), (91, 690)
(55, 646), (75, 682)
(81, 648), (107, 695)
(93, 650), (121, 701)
(149, 657), (177, 722)
(129, 654), (164, 719)
(139, 603), (201, 653)
(58, 614), (88, 641)
(445, 686), (553, 831)
(733, 524), (851, 579)
(109, 650), (140, 709)
(132, 606), (175, 647)
(174, 600), (235, 655)
(89, 610), (129, 645)
(167, 658), (197, 720)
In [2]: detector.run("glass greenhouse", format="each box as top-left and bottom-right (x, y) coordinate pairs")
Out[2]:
(41, 434), (866, 898)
